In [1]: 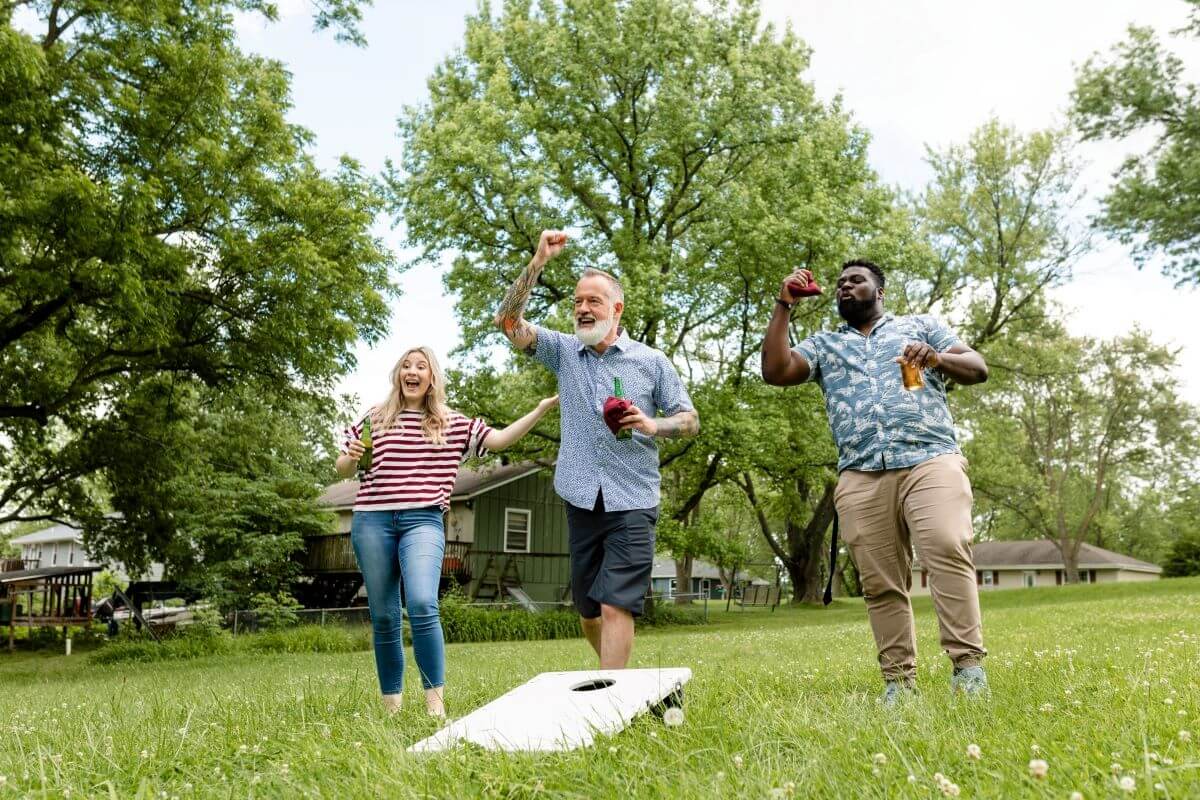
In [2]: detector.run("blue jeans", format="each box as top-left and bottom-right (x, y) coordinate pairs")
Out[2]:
(350, 508), (446, 693)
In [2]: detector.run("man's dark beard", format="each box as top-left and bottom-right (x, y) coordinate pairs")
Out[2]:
(838, 296), (877, 326)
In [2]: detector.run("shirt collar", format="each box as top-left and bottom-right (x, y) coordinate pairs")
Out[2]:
(578, 327), (631, 353)
(838, 312), (893, 335)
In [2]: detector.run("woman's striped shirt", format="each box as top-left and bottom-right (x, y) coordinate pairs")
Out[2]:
(341, 409), (492, 512)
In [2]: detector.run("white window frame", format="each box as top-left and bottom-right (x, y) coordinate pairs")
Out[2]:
(1023, 570), (1037, 588)
(982, 570), (994, 587)
(1079, 570), (1092, 584)
(502, 507), (532, 554)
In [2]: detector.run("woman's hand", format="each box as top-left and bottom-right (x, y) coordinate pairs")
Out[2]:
(538, 395), (559, 411)
(345, 438), (366, 460)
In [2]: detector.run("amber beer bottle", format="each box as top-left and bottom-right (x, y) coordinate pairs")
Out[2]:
(613, 378), (632, 439)
(358, 416), (373, 471)
(900, 361), (925, 391)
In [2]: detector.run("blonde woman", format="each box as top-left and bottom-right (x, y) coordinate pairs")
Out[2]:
(336, 346), (557, 717)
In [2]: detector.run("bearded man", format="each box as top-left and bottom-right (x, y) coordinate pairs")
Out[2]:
(495, 230), (699, 669)
(761, 260), (990, 702)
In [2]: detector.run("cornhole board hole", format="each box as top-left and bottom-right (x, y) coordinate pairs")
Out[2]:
(409, 668), (692, 753)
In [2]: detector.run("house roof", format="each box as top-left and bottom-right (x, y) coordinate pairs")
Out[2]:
(10, 522), (82, 546)
(651, 556), (753, 582)
(916, 540), (1161, 574)
(318, 462), (549, 510)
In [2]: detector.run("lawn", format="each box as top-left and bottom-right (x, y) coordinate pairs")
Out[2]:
(2, 579), (1198, 799)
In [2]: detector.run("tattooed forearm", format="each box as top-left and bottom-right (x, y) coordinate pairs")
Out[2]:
(655, 410), (700, 439)
(494, 255), (546, 351)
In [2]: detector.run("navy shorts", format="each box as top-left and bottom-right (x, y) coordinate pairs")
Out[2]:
(565, 490), (658, 618)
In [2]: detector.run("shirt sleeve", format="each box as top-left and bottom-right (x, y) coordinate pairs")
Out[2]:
(531, 324), (571, 374)
(463, 416), (494, 462)
(652, 353), (695, 416)
(791, 336), (822, 384)
(920, 315), (962, 353)
(339, 412), (369, 455)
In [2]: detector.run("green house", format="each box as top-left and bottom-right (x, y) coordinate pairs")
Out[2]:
(304, 463), (571, 607)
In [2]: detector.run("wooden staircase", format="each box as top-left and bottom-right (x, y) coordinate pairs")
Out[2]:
(469, 554), (523, 602)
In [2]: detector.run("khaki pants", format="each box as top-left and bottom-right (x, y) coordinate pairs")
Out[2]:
(835, 454), (985, 682)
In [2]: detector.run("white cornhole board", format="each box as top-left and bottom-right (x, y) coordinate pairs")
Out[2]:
(409, 668), (691, 752)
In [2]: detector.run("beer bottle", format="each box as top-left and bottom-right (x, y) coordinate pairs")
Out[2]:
(614, 378), (632, 439)
(358, 416), (373, 472)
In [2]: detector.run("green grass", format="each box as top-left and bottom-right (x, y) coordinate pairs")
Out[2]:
(2, 579), (1198, 798)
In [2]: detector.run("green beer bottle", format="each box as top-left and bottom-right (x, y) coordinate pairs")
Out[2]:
(614, 377), (632, 439)
(358, 416), (373, 472)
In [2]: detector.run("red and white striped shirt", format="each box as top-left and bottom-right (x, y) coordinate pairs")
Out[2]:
(342, 409), (492, 512)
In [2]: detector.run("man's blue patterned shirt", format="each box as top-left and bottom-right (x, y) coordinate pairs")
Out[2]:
(793, 313), (962, 472)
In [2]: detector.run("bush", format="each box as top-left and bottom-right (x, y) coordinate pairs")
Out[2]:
(439, 589), (581, 644)
(245, 625), (371, 655)
(640, 599), (707, 627)
(90, 633), (233, 665)
(1163, 531), (1200, 577)
(250, 592), (302, 630)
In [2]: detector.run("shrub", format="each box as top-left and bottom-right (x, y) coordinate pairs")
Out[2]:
(439, 589), (580, 644)
(1163, 531), (1200, 578)
(250, 591), (302, 630)
(245, 625), (371, 655)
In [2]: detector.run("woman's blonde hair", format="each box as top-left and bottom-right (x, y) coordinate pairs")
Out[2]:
(373, 346), (452, 445)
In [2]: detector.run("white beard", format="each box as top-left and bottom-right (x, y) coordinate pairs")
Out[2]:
(574, 316), (614, 347)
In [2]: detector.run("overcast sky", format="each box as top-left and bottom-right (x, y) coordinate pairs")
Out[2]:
(234, 0), (1200, 412)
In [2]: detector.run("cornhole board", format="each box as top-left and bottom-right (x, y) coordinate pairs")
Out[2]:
(409, 668), (692, 752)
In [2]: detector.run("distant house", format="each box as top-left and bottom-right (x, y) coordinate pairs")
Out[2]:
(910, 540), (1162, 594)
(8, 522), (164, 583)
(308, 463), (571, 607)
(649, 557), (767, 599)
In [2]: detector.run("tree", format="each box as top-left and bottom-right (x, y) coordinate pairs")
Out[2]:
(1072, 1), (1200, 285)
(911, 118), (1089, 351)
(1163, 531), (1200, 578)
(965, 326), (1198, 581)
(0, 1), (393, 556)
(392, 0), (903, 592)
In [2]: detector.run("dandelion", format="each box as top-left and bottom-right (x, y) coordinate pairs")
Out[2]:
(0, 776), (6, 786)
(1180, 730), (1191, 743)
(873, 752), (887, 766)
(1111, 763), (1122, 774)
(649, 731), (658, 739)
(1118, 775), (1135, 792)
(1029, 759), (1049, 779)
(1164, 698), (1174, 705)
(140, 750), (149, 759)
(732, 755), (744, 768)
(1155, 784), (1166, 792)
(608, 746), (618, 754)
(1031, 743), (1041, 753)
(1070, 793), (1084, 800)
(715, 771), (725, 780)
(662, 707), (684, 727)
(908, 774), (917, 784)
(784, 782), (796, 796)
(1040, 702), (1054, 713)
(966, 744), (981, 760)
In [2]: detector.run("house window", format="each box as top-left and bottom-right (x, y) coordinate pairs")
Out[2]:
(68, 542), (75, 565)
(1023, 571), (1037, 588)
(503, 508), (531, 553)
(920, 571), (928, 588)
(51, 543), (59, 566)
(982, 570), (994, 587)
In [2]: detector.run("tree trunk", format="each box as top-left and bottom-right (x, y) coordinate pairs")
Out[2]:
(837, 553), (863, 597)
(674, 556), (693, 605)
(1059, 538), (1081, 583)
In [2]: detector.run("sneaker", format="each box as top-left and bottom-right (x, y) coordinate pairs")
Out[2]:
(951, 665), (989, 696)
(879, 680), (918, 706)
